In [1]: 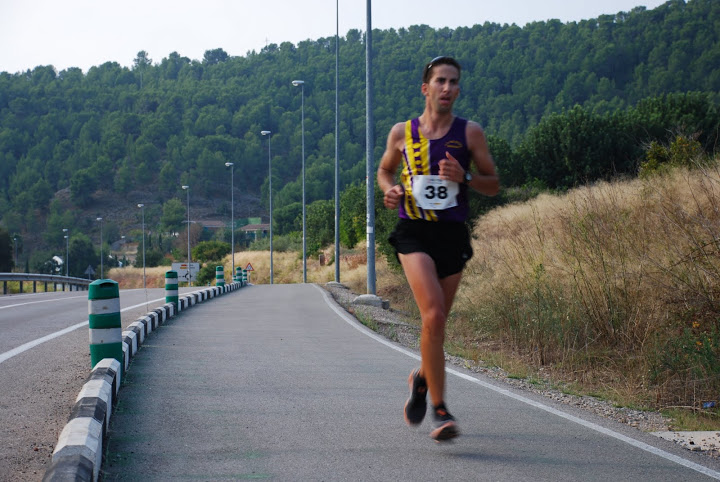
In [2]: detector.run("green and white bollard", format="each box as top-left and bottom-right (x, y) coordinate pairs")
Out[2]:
(216, 266), (225, 287)
(88, 279), (122, 371)
(236, 267), (242, 284)
(242, 269), (248, 285)
(165, 270), (179, 310)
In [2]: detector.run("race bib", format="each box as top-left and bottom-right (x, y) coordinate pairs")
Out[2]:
(411, 175), (458, 210)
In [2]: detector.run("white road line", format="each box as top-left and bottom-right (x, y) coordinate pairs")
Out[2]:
(0, 289), (148, 310)
(0, 297), (166, 365)
(0, 295), (87, 310)
(315, 285), (720, 480)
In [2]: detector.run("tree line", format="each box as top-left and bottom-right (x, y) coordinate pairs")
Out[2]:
(0, 0), (719, 273)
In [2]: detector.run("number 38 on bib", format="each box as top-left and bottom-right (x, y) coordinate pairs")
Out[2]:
(411, 175), (459, 211)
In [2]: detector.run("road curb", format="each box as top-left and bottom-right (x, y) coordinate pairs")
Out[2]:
(42, 281), (244, 481)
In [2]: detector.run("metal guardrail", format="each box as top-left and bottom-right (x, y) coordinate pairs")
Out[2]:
(0, 273), (92, 294)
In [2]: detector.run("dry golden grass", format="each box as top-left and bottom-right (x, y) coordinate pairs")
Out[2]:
(225, 246), (373, 286)
(455, 161), (720, 409)
(107, 266), (172, 289)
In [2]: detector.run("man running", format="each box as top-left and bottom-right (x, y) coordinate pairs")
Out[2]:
(377, 56), (499, 441)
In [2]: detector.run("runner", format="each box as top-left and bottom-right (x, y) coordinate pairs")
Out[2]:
(377, 56), (500, 441)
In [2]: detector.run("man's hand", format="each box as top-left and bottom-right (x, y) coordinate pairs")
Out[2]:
(383, 184), (404, 210)
(438, 151), (464, 183)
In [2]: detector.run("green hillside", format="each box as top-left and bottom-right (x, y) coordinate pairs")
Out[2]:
(0, 0), (719, 274)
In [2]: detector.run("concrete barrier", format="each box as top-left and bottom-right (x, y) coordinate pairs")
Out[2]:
(44, 359), (120, 482)
(43, 278), (241, 481)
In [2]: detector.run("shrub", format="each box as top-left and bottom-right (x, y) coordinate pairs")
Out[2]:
(195, 263), (216, 285)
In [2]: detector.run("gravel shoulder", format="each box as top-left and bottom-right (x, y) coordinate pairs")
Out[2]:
(320, 281), (720, 459)
(0, 301), (170, 482)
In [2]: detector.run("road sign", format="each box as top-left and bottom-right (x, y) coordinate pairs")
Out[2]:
(245, 263), (254, 271)
(171, 262), (200, 282)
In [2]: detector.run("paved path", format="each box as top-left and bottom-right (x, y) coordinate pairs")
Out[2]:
(102, 284), (720, 481)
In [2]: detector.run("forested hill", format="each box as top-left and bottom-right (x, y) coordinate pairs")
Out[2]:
(0, 0), (719, 259)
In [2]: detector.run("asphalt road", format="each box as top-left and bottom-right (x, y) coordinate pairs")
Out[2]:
(102, 284), (720, 481)
(0, 286), (196, 481)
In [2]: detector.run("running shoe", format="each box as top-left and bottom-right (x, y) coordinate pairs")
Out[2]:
(429, 404), (459, 441)
(403, 369), (427, 425)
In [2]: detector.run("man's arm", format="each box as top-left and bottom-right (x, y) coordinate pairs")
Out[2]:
(438, 120), (500, 196)
(465, 121), (500, 196)
(377, 122), (406, 210)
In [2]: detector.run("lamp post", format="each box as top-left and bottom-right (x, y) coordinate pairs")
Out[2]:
(292, 80), (307, 283)
(335, 0), (341, 283)
(181, 186), (191, 282)
(63, 229), (69, 277)
(261, 130), (273, 284)
(97, 217), (104, 279)
(13, 236), (17, 272)
(365, 0), (376, 295)
(138, 204), (146, 289)
(225, 162), (235, 277)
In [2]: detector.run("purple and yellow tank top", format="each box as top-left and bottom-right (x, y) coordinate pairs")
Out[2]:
(399, 116), (470, 222)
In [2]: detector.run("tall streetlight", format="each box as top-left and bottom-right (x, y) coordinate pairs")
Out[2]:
(365, 0), (376, 295)
(63, 228), (69, 277)
(261, 130), (274, 284)
(225, 162), (235, 277)
(335, 0), (341, 283)
(97, 217), (104, 279)
(181, 186), (191, 276)
(138, 204), (146, 289)
(292, 79), (307, 283)
(13, 236), (17, 272)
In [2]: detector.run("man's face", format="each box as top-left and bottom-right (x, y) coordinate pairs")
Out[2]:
(422, 64), (460, 113)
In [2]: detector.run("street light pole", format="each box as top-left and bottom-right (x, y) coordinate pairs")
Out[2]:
(225, 162), (235, 277)
(292, 79), (306, 283)
(63, 228), (69, 277)
(97, 217), (104, 279)
(261, 130), (273, 284)
(365, 0), (376, 295)
(138, 204), (146, 289)
(13, 236), (17, 272)
(335, 0), (341, 283)
(182, 186), (191, 276)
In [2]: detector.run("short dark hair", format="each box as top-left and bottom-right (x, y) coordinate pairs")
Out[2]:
(422, 56), (461, 83)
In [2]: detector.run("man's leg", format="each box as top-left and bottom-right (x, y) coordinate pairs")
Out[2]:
(428, 271), (463, 403)
(439, 272), (463, 318)
(398, 252), (449, 407)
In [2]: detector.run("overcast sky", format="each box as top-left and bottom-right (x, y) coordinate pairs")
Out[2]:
(0, 0), (667, 74)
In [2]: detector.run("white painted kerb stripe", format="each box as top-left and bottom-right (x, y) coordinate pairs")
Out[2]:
(314, 284), (720, 480)
(53, 416), (103, 481)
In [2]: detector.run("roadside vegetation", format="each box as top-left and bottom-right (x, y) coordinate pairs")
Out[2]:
(458, 159), (720, 417)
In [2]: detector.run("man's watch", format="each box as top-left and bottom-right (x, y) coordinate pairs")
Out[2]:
(463, 170), (472, 185)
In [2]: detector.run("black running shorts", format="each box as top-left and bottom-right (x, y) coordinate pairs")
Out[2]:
(388, 218), (473, 279)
